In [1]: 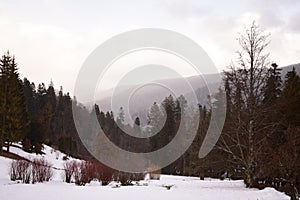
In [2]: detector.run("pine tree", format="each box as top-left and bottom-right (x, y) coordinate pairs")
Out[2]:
(282, 67), (300, 127)
(47, 80), (56, 113)
(160, 95), (176, 174)
(147, 102), (164, 137)
(22, 78), (36, 119)
(0, 52), (28, 152)
(175, 95), (187, 122)
(0, 53), (9, 154)
(161, 95), (176, 141)
(263, 63), (282, 104)
(262, 63), (284, 147)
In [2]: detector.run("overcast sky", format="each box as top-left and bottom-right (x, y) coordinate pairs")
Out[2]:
(0, 0), (300, 96)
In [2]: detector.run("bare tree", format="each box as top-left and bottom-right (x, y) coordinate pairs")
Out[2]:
(218, 21), (271, 187)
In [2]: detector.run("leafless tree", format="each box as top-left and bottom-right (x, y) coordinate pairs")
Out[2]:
(218, 21), (271, 187)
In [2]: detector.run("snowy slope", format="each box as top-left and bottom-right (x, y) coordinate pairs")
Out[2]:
(2, 143), (81, 181)
(5, 143), (81, 169)
(0, 145), (290, 200)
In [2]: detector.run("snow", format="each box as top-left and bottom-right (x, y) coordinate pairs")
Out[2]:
(0, 144), (290, 200)
(7, 143), (81, 169)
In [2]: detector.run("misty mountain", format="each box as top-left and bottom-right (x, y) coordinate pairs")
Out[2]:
(94, 64), (300, 125)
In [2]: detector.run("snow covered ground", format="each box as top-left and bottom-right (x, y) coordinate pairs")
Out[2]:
(0, 145), (290, 200)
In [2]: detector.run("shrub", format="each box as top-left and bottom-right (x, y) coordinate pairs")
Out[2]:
(63, 160), (115, 186)
(131, 173), (145, 182)
(63, 160), (77, 183)
(9, 160), (31, 184)
(32, 158), (53, 183)
(114, 171), (145, 186)
(59, 159), (122, 186)
(9, 158), (53, 184)
(73, 161), (94, 186)
(83, 161), (95, 183)
(114, 171), (133, 186)
(22, 162), (32, 184)
(92, 162), (113, 186)
(98, 169), (113, 185)
(10, 160), (19, 181)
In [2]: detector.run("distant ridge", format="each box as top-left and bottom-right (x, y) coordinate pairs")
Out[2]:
(93, 63), (300, 124)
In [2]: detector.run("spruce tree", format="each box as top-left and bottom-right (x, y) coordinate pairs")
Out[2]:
(262, 63), (284, 146)
(263, 63), (282, 104)
(282, 67), (300, 127)
(0, 52), (28, 152)
(147, 102), (164, 137)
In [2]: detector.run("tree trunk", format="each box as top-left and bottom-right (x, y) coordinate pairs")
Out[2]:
(199, 166), (205, 180)
(6, 141), (10, 152)
(247, 119), (255, 187)
(0, 137), (2, 155)
(245, 170), (254, 188)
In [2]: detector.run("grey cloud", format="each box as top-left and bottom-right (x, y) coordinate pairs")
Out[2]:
(246, 0), (284, 28)
(288, 11), (300, 33)
(246, 0), (300, 29)
(166, 0), (211, 20)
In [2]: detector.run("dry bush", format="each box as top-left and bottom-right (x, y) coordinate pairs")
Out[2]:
(132, 172), (145, 182)
(9, 160), (31, 184)
(68, 161), (114, 186)
(114, 171), (145, 186)
(114, 171), (133, 186)
(31, 158), (53, 183)
(10, 160), (19, 181)
(73, 161), (94, 186)
(79, 161), (94, 185)
(63, 160), (77, 183)
(9, 158), (53, 184)
(92, 162), (114, 186)
(72, 161), (81, 185)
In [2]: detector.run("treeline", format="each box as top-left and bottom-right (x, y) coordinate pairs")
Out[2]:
(0, 52), (91, 158)
(91, 94), (209, 175)
(22, 79), (79, 155)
